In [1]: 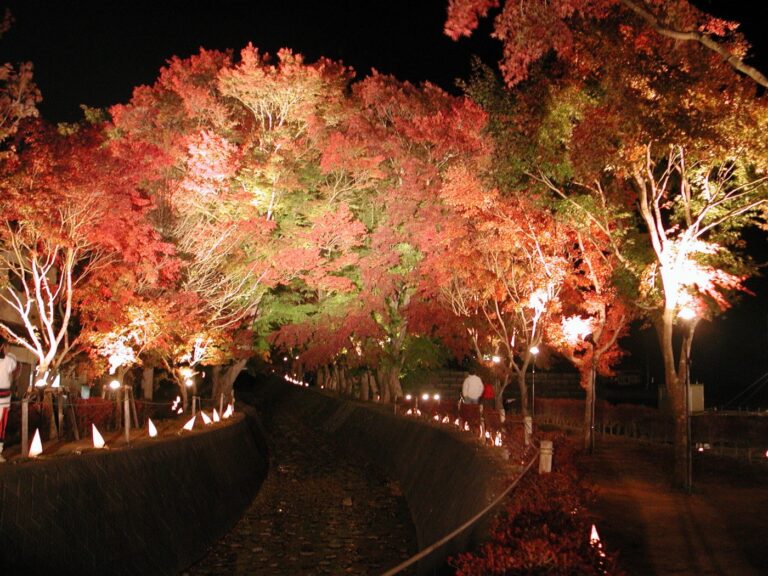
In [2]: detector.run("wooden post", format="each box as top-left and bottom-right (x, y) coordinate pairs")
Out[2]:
(68, 397), (80, 441)
(45, 390), (58, 441)
(127, 387), (139, 428)
(21, 397), (29, 458)
(219, 393), (224, 418)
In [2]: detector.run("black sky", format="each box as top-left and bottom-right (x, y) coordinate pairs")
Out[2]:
(2, 0), (502, 122)
(2, 0), (767, 406)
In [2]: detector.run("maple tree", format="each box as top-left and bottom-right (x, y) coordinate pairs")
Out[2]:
(448, 0), (768, 485)
(445, 0), (768, 89)
(266, 71), (496, 402)
(110, 47), (373, 395)
(437, 182), (566, 419)
(0, 122), (176, 385)
(545, 219), (631, 451)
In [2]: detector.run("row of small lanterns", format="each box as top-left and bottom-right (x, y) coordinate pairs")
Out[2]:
(25, 396), (235, 459)
(402, 393), (504, 447)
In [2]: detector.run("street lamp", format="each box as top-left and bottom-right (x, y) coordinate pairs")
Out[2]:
(529, 345), (540, 418)
(678, 305), (697, 493)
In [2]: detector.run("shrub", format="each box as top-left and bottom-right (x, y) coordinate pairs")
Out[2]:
(449, 433), (624, 575)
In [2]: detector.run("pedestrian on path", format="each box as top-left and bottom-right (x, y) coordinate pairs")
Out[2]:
(481, 381), (495, 409)
(0, 337), (19, 463)
(461, 372), (483, 404)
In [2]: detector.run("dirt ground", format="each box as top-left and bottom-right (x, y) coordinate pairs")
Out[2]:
(582, 435), (768, 576)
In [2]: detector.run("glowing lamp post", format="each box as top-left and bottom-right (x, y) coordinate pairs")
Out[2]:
(678, 305), (697, 493)
(529, 346), (540, 418)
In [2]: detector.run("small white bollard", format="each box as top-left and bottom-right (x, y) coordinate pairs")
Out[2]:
(539, 439), (553, 474)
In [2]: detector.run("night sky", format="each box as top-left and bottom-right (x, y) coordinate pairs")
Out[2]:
(2, 0), (767, 407)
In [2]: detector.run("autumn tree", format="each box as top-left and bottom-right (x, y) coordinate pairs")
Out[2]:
(445, 0), (768, 89)
(437, 177), (566, 419)
(447, 0), (768, 486)
(0, 123), (176, 385)
(546, 220), (631, 451)
(110, 47), (372, 398)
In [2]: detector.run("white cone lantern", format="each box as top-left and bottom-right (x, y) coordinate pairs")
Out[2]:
(92, 424), (106, 449)
(29, 429), (43, 458)
(147, 418), (158, 438)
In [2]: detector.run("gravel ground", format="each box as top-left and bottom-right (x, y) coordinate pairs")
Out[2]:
(184, 406), (417, 576)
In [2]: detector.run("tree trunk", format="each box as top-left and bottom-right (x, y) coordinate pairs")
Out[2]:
(517, 367), (529, 419)
(583, 363), (596, 452)
(180, 380), (189, 413)
(330, 364), (340, 392)
(359, 371), (370, 401)
(657, 308), (692, 489)
(211, 359), (246, 406)
(368, 370), (379, 400)
(141, 367), (154, 400)
(376, 367), (389, 403)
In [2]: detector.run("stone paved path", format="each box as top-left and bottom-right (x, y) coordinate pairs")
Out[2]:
(583, 436), (768, 575)
(184, 406), (417, 576)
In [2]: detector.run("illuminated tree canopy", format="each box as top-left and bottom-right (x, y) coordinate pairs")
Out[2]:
(0, 2), (766, 487)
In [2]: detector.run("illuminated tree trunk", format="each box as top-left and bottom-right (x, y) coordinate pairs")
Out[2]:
(376, 365), (403, 404)
(367, 370), (379, 400)
(516, 366), (529, 420)
(656, 308), (698, 489)
(211, 359), (246, 405)
(582, 363), (597, 453)
(141, 367), (154, 400)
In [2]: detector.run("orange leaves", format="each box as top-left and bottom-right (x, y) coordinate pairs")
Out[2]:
(180, 130), (239, 197)
(444, 0), (500, 41)
(440, 164), (497, 215)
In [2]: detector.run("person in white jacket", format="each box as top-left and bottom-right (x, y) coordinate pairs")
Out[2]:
(0, 337), (19, 462)
(461, 372), (483, 404)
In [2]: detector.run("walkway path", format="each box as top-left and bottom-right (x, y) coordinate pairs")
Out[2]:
(583, 436), (768, 575)
(184, 406), (417, 576)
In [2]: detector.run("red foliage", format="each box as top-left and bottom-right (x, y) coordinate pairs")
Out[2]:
(449, 434), (625, 575)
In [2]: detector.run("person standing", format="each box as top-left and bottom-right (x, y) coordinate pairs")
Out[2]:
(0, 337), (19, 462)
(461, 372), (483, 404)
(481, 381), (496, 410)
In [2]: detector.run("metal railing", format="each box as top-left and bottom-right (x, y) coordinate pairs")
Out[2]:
(380, 443), (541, 576)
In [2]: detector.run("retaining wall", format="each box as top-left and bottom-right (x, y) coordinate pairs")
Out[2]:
(247, 379), (514, 575)
(0, 410), (268, 576)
